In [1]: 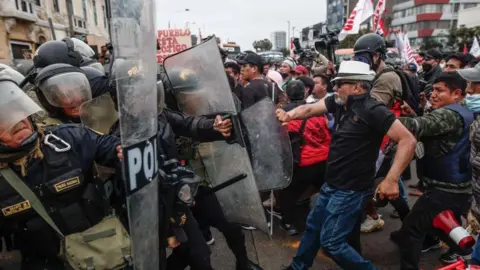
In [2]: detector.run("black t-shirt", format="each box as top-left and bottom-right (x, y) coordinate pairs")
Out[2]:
(240, 79), (269, 109)
(324, 94), (396, 191)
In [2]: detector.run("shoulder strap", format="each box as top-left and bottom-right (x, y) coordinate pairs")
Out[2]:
(0, 168), (65, 239)
(299, 118), (309, 135)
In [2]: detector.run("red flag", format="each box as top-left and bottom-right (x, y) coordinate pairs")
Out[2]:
(463, 43), (468, 53)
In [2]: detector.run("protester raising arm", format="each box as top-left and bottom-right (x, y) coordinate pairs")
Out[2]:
(276, 95), (331, 124)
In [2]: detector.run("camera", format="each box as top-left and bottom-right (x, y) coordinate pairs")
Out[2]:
(314, 28), (340, 63)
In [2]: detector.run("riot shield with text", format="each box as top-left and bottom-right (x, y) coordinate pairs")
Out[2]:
(240, 98), (293, 191)
(109, 0), (160, 267)
(163, 38), (268, 232)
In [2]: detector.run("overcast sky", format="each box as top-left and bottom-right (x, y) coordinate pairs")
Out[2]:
(154, 0), (327, 50)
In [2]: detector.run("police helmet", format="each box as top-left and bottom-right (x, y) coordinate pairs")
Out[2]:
(353, 33), (387, 58)
(165, 69), (199, 93)
(0, 64), (25, 86)
(33, 39), (83, 68)
(0, 73), (42, 150)
(81, 66), (105, 81)
(34, 63), (91, 122)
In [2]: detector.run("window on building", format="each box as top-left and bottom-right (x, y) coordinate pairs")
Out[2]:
(464, 3), (477, 9)
(35, 0), (40, 6)
(102, 5), (107, 27)
(406, 8), (414, 16)
(93, 0), (98, 25)
(82, 0), (87, 20)
(15, 0), (34, 13)
(53, 0), (59, 12)
(10, 41), (31, 60)
(437, 21), (450, 28)
(454, 3), (460, 12)
(21, 0), (27, 12)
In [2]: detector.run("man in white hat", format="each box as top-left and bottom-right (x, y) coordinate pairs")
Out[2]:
(277, 61), (416, 270)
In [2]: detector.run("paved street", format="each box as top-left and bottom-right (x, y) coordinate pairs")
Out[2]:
(206, 164), (450, 270)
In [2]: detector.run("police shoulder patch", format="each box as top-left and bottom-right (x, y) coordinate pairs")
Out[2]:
(2, 200), (31, 216)
(54, 177), (81, 192)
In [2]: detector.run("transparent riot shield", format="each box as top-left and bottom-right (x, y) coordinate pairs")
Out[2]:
(109, 0), (159, 267)
(80, 93), (118, 135)
(164, 38), (268, 232)
(240, 98), (293, 191)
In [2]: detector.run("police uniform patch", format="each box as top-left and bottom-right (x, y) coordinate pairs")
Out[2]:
(2, 200), (31, 216)
(54, 177), (81, 192)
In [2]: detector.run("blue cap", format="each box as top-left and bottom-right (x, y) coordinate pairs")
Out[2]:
(406, 63), (417, 72)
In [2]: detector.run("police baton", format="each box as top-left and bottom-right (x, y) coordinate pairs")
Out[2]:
(196, 173), (247, 198)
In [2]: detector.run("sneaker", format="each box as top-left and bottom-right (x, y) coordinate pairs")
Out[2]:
(439, 250), (472, 264)
(361, 215), (385, 233)
(241, 224), (257, 230)
(421, 240), (442, 253)
(280, 222), (298, 236)
(206, 236), (215, 245)
(262, 197), (276, 207)
(266, 208), (283, 219)
(391, 210), (400, 219)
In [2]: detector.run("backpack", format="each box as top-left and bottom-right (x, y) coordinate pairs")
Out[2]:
(374, 68), (420, 110)
(289, 118), (309, 164)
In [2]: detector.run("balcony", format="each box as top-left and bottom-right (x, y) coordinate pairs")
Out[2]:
(72, 16), (89, 35)
(0, 0), (38, 22)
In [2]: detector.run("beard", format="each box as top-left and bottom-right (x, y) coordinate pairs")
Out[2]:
(281, 73), (289, 79)
(334, 93), (345, 105)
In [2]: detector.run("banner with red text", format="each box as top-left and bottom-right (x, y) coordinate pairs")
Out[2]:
(157, 28), (192, 63)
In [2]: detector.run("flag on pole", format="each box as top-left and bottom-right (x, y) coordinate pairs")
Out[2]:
(339, 0), (374, 41)
(375, 17), (387, 37)
(290, 39), (296, 60)
(199, 28), (202, 41)
(372, 0), (386, 31)
(403, 32), (418, 69)
(470, 37), (480, 57)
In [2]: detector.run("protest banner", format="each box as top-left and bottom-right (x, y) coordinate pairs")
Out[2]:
(157, 28), (192, 63)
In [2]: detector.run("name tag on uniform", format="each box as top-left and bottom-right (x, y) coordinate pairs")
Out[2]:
(54, 177), (81, 192)
(2, 200), (31, 216)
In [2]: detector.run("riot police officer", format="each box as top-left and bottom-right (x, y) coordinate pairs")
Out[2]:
(0, 74), (125, 270)
(33, 63), (92, 124)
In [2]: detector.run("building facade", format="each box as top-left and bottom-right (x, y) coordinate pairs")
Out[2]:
(457, 5), (480, 28)
(270, 31), (287, 50)
(391, 0), (480, 47)
(0, 0), (109, 65)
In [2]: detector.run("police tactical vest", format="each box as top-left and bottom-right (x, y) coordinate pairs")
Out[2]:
(0, 127), (107, 259)
(423, 104), (474, 186)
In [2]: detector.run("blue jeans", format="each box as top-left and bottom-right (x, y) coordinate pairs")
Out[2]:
(399, 177), (407, 202)
(291, 184), (377, 270)
(472, 241), (480, 265)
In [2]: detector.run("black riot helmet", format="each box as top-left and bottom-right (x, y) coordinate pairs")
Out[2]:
(33, 39), (83, 68)
(353, 33), (387, 71)
(34, 63), (91, 123)
(81, 66), (105, 81)
(164, 69), (199, 93)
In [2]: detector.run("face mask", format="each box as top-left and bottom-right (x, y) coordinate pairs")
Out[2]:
(466, 94), (480, 112)
(422, 63), (432, 73)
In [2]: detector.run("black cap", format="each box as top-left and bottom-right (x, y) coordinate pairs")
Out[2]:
(425, 49), (442, 60)
(237, 53), (264, 67)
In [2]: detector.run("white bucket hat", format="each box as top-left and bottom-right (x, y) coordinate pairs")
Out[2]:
(331, 61), (375, 82)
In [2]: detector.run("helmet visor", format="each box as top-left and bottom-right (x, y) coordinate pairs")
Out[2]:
(38, 72), (92, 108)
(0, 81), (43, 136)
(71, 38), (96, 58)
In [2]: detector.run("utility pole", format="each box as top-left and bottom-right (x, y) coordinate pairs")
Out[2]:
(287, 20), (291, 46)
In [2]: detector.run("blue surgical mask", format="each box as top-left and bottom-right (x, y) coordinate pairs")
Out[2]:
(466, 94), (480, 112)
